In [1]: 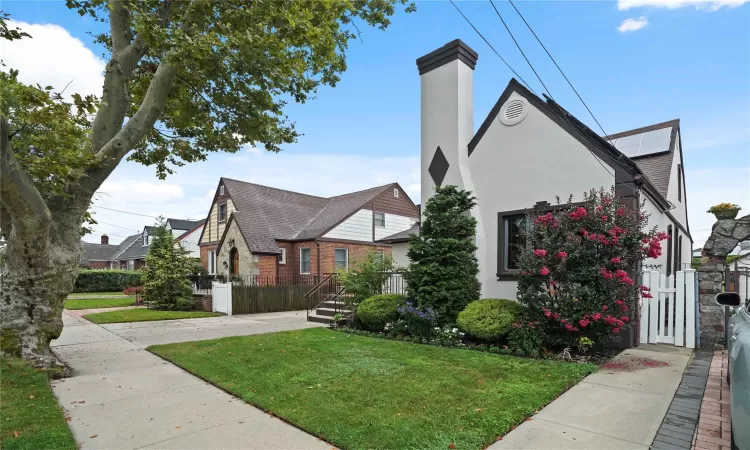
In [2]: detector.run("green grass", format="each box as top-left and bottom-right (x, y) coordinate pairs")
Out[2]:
(149, 328), (596, 449)
(67, 292), (127, 297)
(64, 298), (137, 310)
(83, 309), (221, 324)
(0, 357), (76, 450)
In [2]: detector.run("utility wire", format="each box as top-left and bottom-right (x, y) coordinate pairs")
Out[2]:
(507, 0), (611, 143)
(488, 0), (553, 99)
(93, 205), (160, 218)
(449, 0), (536, 94)
(94, 221), (141, 233)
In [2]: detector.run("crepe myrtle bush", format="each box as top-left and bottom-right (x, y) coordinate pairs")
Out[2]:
(514, 188), (669, 350)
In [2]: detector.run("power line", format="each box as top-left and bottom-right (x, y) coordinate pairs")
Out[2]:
(507, 0), (611, 143)
(93, 205), (160, 218)
(448, 0), (536, 94)
(487, 0), (553, 99)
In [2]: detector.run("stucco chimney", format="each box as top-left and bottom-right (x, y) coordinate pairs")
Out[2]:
(416, 39), (477, 209)
(101, 235), (109, 245)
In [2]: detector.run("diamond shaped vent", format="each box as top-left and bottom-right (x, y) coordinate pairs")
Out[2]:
(428, 146), (449, 187)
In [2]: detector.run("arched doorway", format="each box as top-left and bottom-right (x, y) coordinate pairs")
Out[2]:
(698, 214), (750, 348)
(229, 248), (239, 276)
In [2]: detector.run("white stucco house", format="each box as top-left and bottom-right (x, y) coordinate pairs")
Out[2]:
(417, 40), (693, 299)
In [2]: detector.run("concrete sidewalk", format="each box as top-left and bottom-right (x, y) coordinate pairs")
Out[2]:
(51, 311), (328, 449)
(490, 345), (694, 450)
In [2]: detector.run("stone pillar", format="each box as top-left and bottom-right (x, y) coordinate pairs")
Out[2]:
(698, 216), (750, 348)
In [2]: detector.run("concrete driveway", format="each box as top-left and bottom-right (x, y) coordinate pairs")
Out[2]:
(51, 311), (329, 450)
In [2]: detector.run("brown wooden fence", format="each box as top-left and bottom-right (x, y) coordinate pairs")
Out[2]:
(231, 281), (316, 315)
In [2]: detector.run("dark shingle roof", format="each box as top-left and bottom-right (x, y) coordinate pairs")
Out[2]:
(219, 179), (397, 253)
(117, 243), (149, 260)
(112, 234), (141, 259)
(605, 119), (679, 198)
(167, 218), (205, 231)
(81, 242), (120, 262)
(377, 223), (420, 244)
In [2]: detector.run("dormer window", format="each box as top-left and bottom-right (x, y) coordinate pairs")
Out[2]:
(143, 234), (149, 246)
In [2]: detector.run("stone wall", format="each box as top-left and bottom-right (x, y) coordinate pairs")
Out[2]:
(216, 220), (256, 278)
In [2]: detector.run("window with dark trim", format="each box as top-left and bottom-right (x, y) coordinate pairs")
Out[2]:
(334, 248), (348, 271)
(677, 164), (682, 202)
(497, 211), (528, 278)
(218, 203), (227, 222)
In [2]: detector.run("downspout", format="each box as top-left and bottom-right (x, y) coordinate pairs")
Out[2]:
(634, 187), (642, 347)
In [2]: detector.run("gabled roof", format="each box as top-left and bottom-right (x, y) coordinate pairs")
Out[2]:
(167, 218), (205, 231)
(377, 223), (420, 244)
(469, 79), (671, 209)
(112, 233), (141, 260)
(81, 242), (120, 262)
(176, 222), (204, 241)
(215, 179), (405, 254)
(117, 243), (149, 260)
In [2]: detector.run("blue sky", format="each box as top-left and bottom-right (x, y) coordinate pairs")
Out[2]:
(3, 0), (749, 247)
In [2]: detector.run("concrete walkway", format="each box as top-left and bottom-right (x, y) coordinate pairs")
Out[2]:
(490, 344), (694, 450)
(65, 305), (143, 317)
(51, 311), (328, 449)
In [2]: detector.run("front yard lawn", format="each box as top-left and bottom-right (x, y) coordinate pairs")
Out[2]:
(67, 292), (127, 297)
(64, 298), (137, 310)
(84, 309), (220, 324)
(0, 357), (76, 450)
(149, 328), (596, 449)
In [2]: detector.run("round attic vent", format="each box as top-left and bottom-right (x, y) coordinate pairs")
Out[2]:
(499, 98), (528, 126)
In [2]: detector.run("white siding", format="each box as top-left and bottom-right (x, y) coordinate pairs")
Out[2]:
(391, 242), (410, 268)
(374, 214), (416, 240)
(179, 225), (202, 258)
(467, 91), (616, 299)
(665, 132), (690, 235)
(323, 209), (372, 242)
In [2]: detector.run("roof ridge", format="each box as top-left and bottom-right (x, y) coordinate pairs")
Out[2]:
(221, 177), (328, 200)
(327, 182), (395, 199)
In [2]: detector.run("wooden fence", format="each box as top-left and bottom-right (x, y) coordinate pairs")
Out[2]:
(231, 282), (315, 315)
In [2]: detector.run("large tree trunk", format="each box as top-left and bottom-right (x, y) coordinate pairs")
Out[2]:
(0, 224), (81, 371)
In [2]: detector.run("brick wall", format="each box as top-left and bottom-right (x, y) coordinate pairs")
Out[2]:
(134, 259), (145, 270)
(200, 244), (218, 272)
(256, 255), (278, 283)
(276, 242), (294, 277)
(86, 261), (111, 269)
(317, 241), (391, 274)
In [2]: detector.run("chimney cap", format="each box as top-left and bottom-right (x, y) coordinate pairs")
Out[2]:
(416, 39), (478, 75)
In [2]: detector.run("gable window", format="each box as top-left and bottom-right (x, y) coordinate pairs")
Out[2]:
(374, 212), (386, 227)
(220, 185), (225, 196)
(218, 203), (227, 222)
(677, 164), (682, 202)
(300, 248), (311, 274)
(143, 234), (149, 246)
(335, 248), (349, 271)
(497, 211), (528, 278)
(393, 188), (399, 198)
(278, 248), (286, 264)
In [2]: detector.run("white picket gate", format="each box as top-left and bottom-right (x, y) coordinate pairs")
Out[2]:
(639, 269), (696, 348)
(212, 281), (232, 315)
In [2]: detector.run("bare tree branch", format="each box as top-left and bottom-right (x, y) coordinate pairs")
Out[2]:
(0, 117), (52, 237)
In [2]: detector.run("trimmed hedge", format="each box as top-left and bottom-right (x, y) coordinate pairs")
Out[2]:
(457, 299), (523, 341)
(356, 294), (406, 331)
(73, 270), (143, 293)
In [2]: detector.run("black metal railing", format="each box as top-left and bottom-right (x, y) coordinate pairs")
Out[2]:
(304, 273), (343, 319)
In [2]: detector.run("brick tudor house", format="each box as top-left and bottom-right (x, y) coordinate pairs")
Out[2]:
(198, 178), (419, 280)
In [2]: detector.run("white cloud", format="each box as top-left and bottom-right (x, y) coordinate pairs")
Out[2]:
(618, 17), (649, 32)
(98, 181), (184, 203)
(2, 20), (105, 100)
(618, 0), (748, 11)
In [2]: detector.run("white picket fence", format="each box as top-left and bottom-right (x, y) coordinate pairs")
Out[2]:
(212, 281), (232, 315)
(639, 269), (697, 348)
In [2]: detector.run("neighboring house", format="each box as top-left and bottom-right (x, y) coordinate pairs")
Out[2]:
(167, 218), (205, 258)
(198, 178), (419, 279)
(80, 233), (140, 269)
(377, 223), (419, 268)
(417, 40), (693, 299)
(693, 248), (703, 258)
(111, 226), (157, 270)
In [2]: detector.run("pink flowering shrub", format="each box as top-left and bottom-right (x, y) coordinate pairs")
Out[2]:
(514, 188), (668, 350)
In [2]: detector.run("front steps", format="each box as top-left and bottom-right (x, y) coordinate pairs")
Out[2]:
(308, 299), (350, 324)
